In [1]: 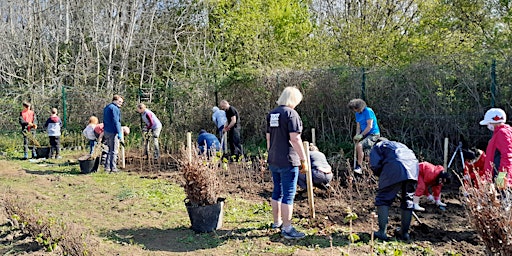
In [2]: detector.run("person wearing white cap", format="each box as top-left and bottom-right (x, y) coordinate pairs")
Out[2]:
(479, 108), (512, 188)
(212, 106), (227, 138)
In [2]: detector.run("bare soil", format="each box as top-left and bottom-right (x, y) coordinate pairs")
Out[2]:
(125, 151), (486, 255)
(0, 151), (487, 255)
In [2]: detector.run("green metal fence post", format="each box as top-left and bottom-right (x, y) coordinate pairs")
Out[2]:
(361, 67), (366, 101)
(62, 86), (67, 129)
(491, 59), (496, 108)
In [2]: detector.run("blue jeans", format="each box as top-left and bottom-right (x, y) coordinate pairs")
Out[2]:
(89, 140), (97, 154)
(270, 165), (299, 205)
(104, 132), (119, 172)
(217, 125), (224, 138)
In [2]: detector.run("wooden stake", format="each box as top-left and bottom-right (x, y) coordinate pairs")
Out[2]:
(303, 141), (315, 219)
(443, 137), (448, 171)
(311, 128), (316, 146)
(120, 144), (125, 169)
(187, 132), (192, 162)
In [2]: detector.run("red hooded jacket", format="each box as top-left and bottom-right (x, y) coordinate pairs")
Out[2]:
(483, 124), (512, 187)
(415, 162), (444, 199)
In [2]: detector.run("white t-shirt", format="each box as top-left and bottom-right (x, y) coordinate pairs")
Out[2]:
(82, 124), (97, 140)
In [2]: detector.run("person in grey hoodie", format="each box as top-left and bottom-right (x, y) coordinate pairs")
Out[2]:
(44, 108), (63, 159)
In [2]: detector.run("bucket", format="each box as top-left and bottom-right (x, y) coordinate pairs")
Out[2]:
(34, 147), (50, 159)
(78, 155), (100, 174)
(185, 198), (225, 233)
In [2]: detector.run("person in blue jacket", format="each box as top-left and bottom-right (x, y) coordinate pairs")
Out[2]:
(369, 137), (419, 241)
(103, 95), (124, 173)
(197, 129), (221, 156)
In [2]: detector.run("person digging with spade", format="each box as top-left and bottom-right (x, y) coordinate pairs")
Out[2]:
(369, 137), (419, 241)
(413, 162), (451, 211)
(348, 98), (380, 174)
(137, 103), (162, 160)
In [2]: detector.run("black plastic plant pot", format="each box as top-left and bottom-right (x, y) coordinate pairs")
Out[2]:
(35, 147), (50, 159)
(185, 198), (225, 233)
(78, 155), (100, 174)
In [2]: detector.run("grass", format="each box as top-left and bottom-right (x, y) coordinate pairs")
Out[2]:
(0, 134), (483, 255)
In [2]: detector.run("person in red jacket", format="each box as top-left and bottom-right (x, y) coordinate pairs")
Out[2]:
(413, 162), (451, 211)
(479, 108), (512, 189)
(19, 101), (37, 159)
(462, 148), (486, 188)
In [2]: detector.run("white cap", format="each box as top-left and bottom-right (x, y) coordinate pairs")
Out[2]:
(479, 108), (507, 125)
(212, 106), (219, 112)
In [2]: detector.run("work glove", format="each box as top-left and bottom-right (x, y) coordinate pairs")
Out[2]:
(353, 134), (363, 142)
(299, 159), (308, 174)
(496, 172), (507, 189)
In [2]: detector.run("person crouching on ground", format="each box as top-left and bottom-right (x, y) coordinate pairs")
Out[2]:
(44, 108), (63, 159)
(297, 144), (333, 191)
(369, 137), (418, 241)
(413, 162), (451, 211)
(197, 129), (221, 157)
(266, 86), (308, 240)
(462, 148), (486, 188)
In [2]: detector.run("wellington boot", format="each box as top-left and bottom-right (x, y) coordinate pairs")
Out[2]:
(399, 209), (413, 242)
(374, 206), (389, 241)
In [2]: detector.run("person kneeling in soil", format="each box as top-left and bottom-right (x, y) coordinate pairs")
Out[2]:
(297, 144), (333, 191)
(413, 162), (451, 211)
(369, 137), (418, 241)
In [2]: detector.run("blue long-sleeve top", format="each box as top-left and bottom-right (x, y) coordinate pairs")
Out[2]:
(103, 103), (122, 137)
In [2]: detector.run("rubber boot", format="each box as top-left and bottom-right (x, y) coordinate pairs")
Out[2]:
(399, 209), (412, 242)
(413, 196), (425, 211)
(374, 206), (389, 241)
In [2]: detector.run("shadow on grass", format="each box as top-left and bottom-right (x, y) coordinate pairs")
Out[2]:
(103, 226), (356, 252)
(23, 166), (82, 176)
(103, 226), (226, 252)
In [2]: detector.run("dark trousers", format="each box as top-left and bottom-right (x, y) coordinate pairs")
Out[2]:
(49, 136), (61, 158)
(228, 127), (243, 158)
(375, 179), (417, 210)
(22, 129), (36, 157)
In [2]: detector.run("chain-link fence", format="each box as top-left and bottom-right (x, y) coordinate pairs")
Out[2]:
(2, 56), (512, 165)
